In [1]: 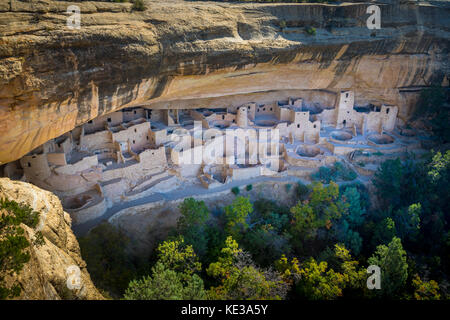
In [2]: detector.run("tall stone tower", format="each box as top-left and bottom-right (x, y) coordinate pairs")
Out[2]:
(335, 91), (355, 128)
(236, 106), (248, 127)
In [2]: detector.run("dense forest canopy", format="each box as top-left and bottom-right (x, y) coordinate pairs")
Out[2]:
(79, 148), (450, 300)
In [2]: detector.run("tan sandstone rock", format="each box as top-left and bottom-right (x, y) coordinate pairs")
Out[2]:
(0, 177), (103, 300)
(0, 0), (448, 164)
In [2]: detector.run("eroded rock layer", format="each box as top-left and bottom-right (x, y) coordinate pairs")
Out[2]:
(0, 0), (449, 164)
(0, 177), (103, 299)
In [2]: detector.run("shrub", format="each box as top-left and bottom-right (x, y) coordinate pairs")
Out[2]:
(373, 151), (384, 156)
(132, 0), (145, 11)
(78, 222), (143, 297)
(334, 162), (357, 181)
(296, 181), (309, 200)
(306, 27), (316, 36)
(311, 166), (334, 184)
(0, 199), (41, 299)
(246, 184), (253, 192)
(311, 162), (357, 183)
(231, 187), (240, 195)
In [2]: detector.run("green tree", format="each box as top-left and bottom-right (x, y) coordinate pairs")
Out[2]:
(278, 244), (365, 299)
(177, 198), (210, 257)
(393, 203), (421, 242)
(341, 187), (365, 227)
(372, 217), (396, 247)
(368, 237), (408, 297)
(224, 196), (253, 237)
(207, 236), (287, 300)
(290, 182), (346, 251)
(78, 222), (140, 297)
(242, 224), (291, 267)
(177, 198), (209, 231)
(124, 262), (206, 300)
(336, 220), (363, 255)
(296, 258), (346, 300)
(412, 274), (441, 300)
(416, 86), (449, 142)
(156, 237), (201, 277)
(427, 150), (450, 184)
(373, 159), (404, 209)
(125, 236), (206, 300)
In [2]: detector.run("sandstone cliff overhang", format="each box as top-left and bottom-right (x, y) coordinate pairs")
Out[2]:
(0, 0), (449, 164)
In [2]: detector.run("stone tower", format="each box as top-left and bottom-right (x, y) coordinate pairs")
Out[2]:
(236, 106), (248, 127)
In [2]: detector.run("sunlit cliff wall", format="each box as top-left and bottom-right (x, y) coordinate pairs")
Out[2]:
(0, 0), (449, 164)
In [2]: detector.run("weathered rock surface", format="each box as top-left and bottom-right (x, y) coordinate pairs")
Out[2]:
(0, 177), (103, 300)
(0, 0), (449, 164)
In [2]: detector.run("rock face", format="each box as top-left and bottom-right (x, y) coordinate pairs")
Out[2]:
(0, 178), (103, 300)
(0, 0), (449, 164)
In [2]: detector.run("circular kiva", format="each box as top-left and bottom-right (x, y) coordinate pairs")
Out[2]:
(296, 145), (321, 157)
(367, 133), (394, 145)
(331, 131), (353, 141)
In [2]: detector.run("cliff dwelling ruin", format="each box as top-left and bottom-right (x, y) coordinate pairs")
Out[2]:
(0, 90), (429, 227)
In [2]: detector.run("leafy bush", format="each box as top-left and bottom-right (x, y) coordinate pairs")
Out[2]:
(415, 86), (449, 142)
(0, 199), (41, 299)
(231, 187), (240, 195)
(246, 184), (253, 192)
(312, 166), (334, 183)
(311, 162), (357, 183)
(305, 27), (317, 36)
(132, 0), (145, 11)
(334, 162), (357, 181)
(295, 181), (309, 200)
(78, 222), (144, 297)
(125, 237), (206, 300)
